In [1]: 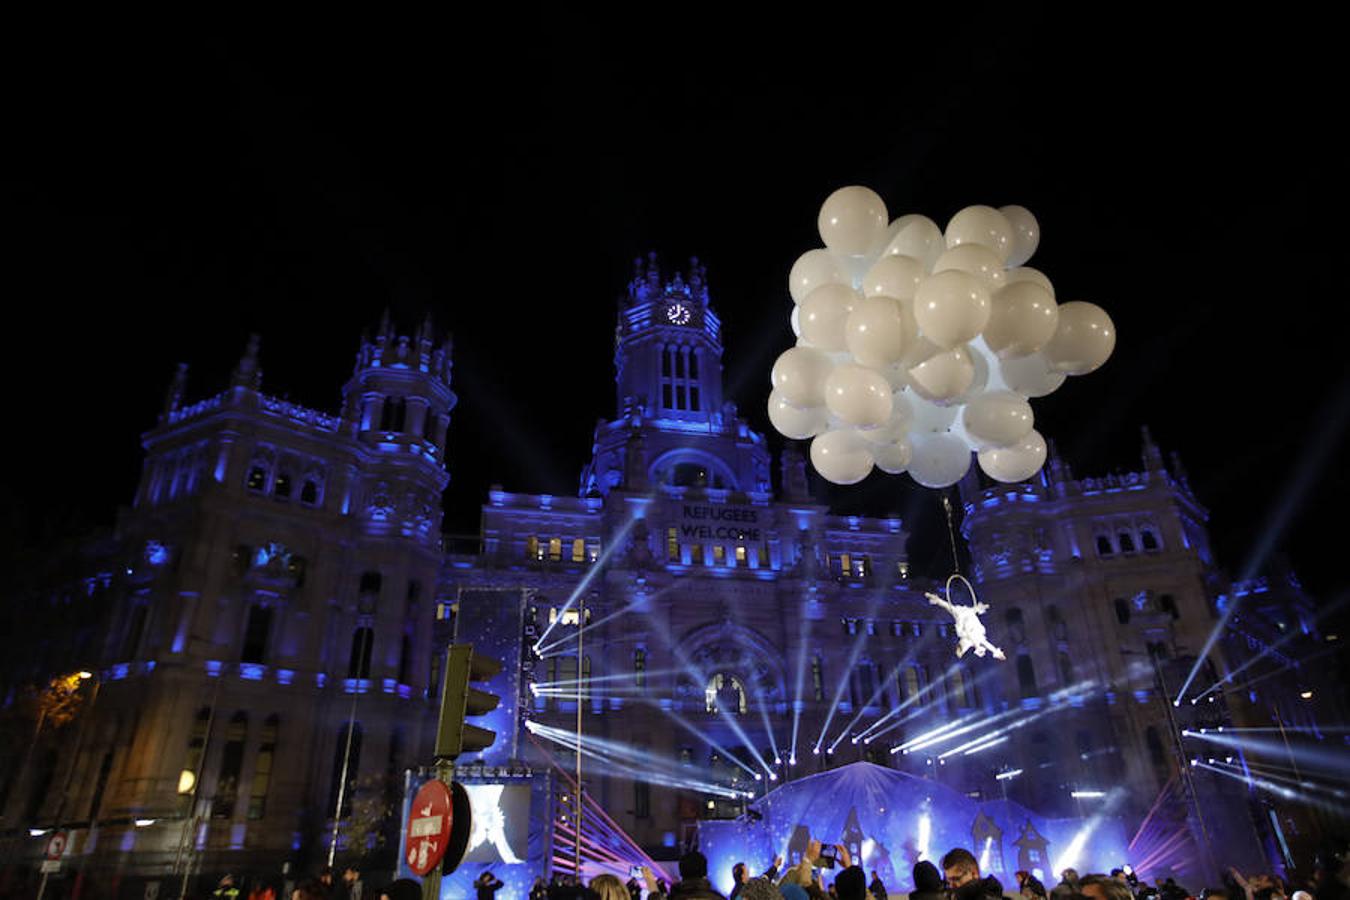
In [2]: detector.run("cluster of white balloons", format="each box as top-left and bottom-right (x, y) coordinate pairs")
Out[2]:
(769, 187), (1115, 488)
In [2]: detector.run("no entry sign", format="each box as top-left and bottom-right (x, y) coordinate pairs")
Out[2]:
(406, 780), (453, 876)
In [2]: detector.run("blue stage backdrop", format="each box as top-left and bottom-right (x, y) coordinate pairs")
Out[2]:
(453, 587), (528, 766)
(698, 763), (1130, 897)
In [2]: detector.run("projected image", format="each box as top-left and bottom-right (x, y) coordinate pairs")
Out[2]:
(463, 783), (530, 864)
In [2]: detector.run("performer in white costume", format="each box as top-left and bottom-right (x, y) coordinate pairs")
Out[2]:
(926, 591), (1006, 660)
(466, 784), (525, 864)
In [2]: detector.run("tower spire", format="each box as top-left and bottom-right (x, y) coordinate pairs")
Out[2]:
(162, 362), (189, 418)
(231, 334), (262, 390)
(1141, 424), (1166, 473)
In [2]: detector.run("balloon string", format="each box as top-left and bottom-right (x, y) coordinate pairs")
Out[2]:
(942, 494), (960, 576)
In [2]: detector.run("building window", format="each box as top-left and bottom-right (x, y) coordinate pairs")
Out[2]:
(735, 545), (747, 565)
(855, 556), (870, 578)
(897, 561), (910, 579)
(572, 538), (586, 563)
(891, 621), (904, 637)
(712, 545), (726, 565)
(380, 397), (406, 432)
(328, 723), (363, 819)
(843, 618), (858, 636)
(1047, 605), (1068, 642)
(667, 528), (679, 561)
(902, 667), (920, 701)
(705, 673), (748, 715)
(1006, 607), (1026, 644)
(690, 544), (703, 565)
(839, 553), (851, 577)
(1141, 529), (1160, 551)
(1159, 594), (1179, 620)
(635, 649), (646, 689)
(1017, 655), (1038, 698)
(1119, 532), (1137, 554)
(1096, 535), (1113, 556)
(1058, 651), (1073, 685)
(211, 712), (248, 819)
(1114, 598), (1131, 625)
(273, 473), (292, 499)
(526, 535), (541, 560)
(549, 537), (562, 562)
(359, 571), (382, 596)
(300, 480), (319, 505)
(288, 555), (307, 587)
(249, 715), (278, 820)
(348, 628), (374, 679)
(811, 657), (824, 701)
(397, 634), (413, 685)
(246, 466), (267, 492)
(240, 604), (272, 664)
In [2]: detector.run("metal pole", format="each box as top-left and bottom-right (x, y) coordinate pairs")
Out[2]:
(329, 626), (372, 867)
(574, 593), (584, 882)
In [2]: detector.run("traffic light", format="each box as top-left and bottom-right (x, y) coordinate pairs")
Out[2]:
(435, 644), (502, 760)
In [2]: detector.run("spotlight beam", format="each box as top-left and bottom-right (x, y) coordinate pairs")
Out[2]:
(533, 515), (639, 652)
(829, 637), (932, 749)
(813, 596), (884, 752)
(790, 591), (812, 765)
(857, 661), (972, 743)
(1191, 596), (1349, 702)
(1184, 728), (1350, 772)
(535, 590), (671, 657)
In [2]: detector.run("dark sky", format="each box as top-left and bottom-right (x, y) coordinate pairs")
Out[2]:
(2, 24), (1343, 597)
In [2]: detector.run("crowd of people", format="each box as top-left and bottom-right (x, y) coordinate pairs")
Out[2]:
(203, 836), (1350, 900)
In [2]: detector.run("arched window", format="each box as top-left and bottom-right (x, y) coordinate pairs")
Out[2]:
(1058, 651), (1074, 686)
(240, 604), (272, 664)
(379, 397), (407, 432)
(249, 715), (279, 820)
(246, 466), (267, 492)
(212, 712), (248, 819)
(1118, 532), (1136, 554)
(1114, 598), (1131, 625)
(1140, 529), (1160, 551)
(328, 722), (363, 819)
(273, 473), (291, 499)
(1160, 594), (1179, 620)
(348, 628), (374, 680)
(300, 480), (319, 505)
(397, 634), (413, 685)
(1006, 607), (1026, 644)
(358, 572), (381, 614)
(1096, 535), (1113, 556)
(1046, 605), (1068, 642)
(1017, 654), (1038, 698)
(811, 657), (824, 702)
(902, 667), (920, 701)
(949, 668), (972, 708)
(705, 673), (748, 715)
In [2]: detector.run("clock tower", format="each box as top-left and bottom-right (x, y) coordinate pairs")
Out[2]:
(580, 253), (773, 497)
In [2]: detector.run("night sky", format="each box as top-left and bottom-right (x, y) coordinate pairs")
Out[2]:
(3, 25), (1343, 598)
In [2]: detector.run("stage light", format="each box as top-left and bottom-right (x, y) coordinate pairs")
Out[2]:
(812, 747), (820, 755)
(1225, 756), (1234, 763)
(29, 829), (46, 837)
(979, 835), (993, 871)
(917, 811), (931, 861)
(851, 737), (859, 745)
(1071, 790), (1106, 798)
(769, 773), (778, 781)
(134, 818), (156, 828)
(1300, 690), (1313, 700)
(996, 769), (1022, 781)
(826, 747), (834, 755)
(754, 773), (762, 781)
(774, 757), (782, 765)
(788, 756), (797, 765)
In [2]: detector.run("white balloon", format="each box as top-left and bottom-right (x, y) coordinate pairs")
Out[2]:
(1042, 301), (1116, 375)
(862, 255), (925, 301)
(767, 390), (828, 440)
(881, 214), (945, 270)
(771, 346), (834, 407)
(984, 281), (1059, 359)
(908, 431), (972, 488)
(790, 304), (802, 338)
(824, 364), (893, 428)
(789, 249), (848, 304)
(908, 344), (976, 404)
(845, 295), (912, 368)
(961, 390), (1034, 450)
(972, 335), (1010, 392)
(799, 283), (859, 351)
(998, 205), (1041, 268)
(859, 392), (914, 444)
(1000, 352), (1066, 398)
(914, 269), (991, 349)
(1005, 266), (1055, 298)
(907, 390), (959, 432)
(872, 437), (914, 474)
(978, 429), (1048, 483)
(933, 243), (1007, 295)
(945, 205), (1014, 262)
(810, 429), (875, 485)
(949, 344), (990, 407)
(818, 186), (888, 257)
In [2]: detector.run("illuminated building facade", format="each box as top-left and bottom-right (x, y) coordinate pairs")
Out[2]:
(0, 258), (1343, 893)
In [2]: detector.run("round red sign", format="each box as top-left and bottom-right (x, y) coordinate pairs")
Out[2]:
(405, 779), (453, 877)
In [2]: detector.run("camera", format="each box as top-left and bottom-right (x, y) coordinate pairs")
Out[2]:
(818, 845), (838, 869)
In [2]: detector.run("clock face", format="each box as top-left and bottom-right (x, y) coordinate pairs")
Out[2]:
(666, 302), (692, 325)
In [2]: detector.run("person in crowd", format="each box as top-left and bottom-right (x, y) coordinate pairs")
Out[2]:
(531, 877), (550, 900)
(739, 877), (787, 900)
(1158, 878), (1187, 900)
(1017, 870), (1048, 899)
(870, 870), (889, 900)
(669, 851), (727, 899)
(337, 865), (363, 900)
(474, 870), (505, 899)
(1080, 875), (1134, 900)
(215, 875), (243, 900)
(941, 848), (1012, 900)
(734, 859), (787, 899)
(247, 878), (277, 900)
(373, 880), (420, 900)
(1052, 870), (1081, 900)
(592, 873), (633, 900)
(910, 861), (945, 900)
(291, 882), (330, 900)
(627, 875), (644, 900)
(833, 860), (867, 900)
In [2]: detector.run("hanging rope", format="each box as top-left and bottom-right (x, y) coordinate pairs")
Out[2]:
(941, 493), (961, 576)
